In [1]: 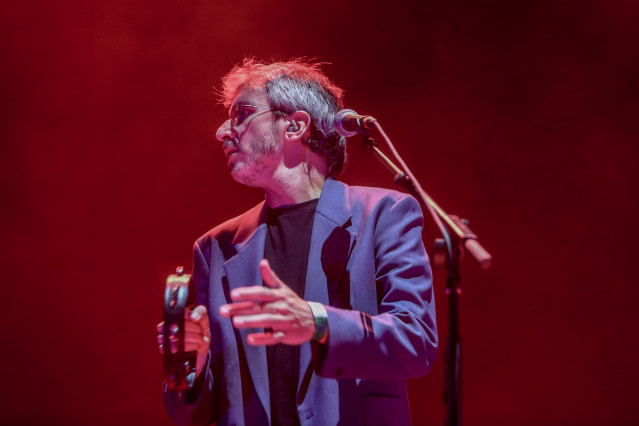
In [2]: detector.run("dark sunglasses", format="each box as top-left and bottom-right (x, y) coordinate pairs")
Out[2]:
(230, 104), (282, 127)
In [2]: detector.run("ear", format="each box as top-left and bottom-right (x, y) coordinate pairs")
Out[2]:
(284, 110), (311, 142)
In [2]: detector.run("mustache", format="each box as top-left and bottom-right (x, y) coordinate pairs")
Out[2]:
(222, 137), (238, 149)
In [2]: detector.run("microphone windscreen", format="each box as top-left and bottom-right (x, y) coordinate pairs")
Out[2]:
(333, 109), (359, 137)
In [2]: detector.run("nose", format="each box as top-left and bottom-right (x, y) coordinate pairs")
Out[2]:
(216, 119), (233, 142)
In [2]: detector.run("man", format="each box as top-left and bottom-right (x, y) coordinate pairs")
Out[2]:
(158, 58), (438, 426)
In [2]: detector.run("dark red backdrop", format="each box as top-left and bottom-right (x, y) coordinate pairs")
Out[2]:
(1, 0), (637, 424)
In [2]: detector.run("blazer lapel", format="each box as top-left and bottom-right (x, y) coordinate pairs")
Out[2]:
(222, 202), (271, 419)
(298, 179), (357, 401)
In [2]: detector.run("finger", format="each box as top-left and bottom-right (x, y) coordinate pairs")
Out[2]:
(161, 341), (205, 356)
(184, 320), (207, 333)
(185, 342), (208, 355)
(184, 329), (210, 344)
(160, 333), (209, 355)
(221, 300), (290, 318)
(183, 334), (210, 345)
(229, 286), (280, 302)
(157, 332), (165, 355)
(259, 259), (282, 289)
(247, 331), (286, 346)
(160, 320), (208, 348)
(184, 337), (211, 355)
(219, 301), (260, 318)
(188, 305), (208, 323)
(162, 317), (207, 336)
(221, 298), (294, 318)
(160, 330), (207, 345)
(231, 313), (288, 329)
(188, 305), (211, 337)
(157, 322), (164, 333)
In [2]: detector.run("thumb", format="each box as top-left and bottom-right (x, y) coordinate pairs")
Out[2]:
(259, 259), (283, 289)
(189, 305), (208, 323)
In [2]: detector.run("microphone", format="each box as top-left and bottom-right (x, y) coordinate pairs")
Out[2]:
(333, 109), (377, 137)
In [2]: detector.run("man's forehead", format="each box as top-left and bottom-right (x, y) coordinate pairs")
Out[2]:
(230, 88), (267, 109)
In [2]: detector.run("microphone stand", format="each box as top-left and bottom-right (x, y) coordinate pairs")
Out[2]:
(359, 124), (492, 426)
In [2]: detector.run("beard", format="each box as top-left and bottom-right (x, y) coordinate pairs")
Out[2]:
(230, 121), (283, 187)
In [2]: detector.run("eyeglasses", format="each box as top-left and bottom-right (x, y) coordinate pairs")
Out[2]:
(229, 104), (282, 127)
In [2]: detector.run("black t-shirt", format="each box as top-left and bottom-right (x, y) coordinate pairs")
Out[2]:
(263, 198), (319, 426)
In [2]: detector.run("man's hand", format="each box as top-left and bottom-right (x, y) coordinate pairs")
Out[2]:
(219, 259), (316, 346)
(156, 305), (211, 378)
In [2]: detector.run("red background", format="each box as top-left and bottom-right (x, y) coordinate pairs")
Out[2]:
(1, 0), (637, 424)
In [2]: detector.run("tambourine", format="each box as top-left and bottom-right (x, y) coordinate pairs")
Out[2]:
(163, 266), (197, 390)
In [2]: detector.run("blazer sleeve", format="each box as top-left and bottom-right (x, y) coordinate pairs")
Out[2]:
(162, 242), (217, 426)
(316, 194), (438, 379)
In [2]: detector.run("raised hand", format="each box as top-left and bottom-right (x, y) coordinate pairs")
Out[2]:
(219, 259), (316, 346)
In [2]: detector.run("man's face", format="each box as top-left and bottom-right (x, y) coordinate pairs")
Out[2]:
(215, 89), (284, 187)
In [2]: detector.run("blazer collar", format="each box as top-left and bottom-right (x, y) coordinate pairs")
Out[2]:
(230, 178), (352, 246)
(314, 178), (352, 229)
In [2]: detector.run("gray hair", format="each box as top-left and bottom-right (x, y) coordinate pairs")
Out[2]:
(221, 58), (347, 176)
